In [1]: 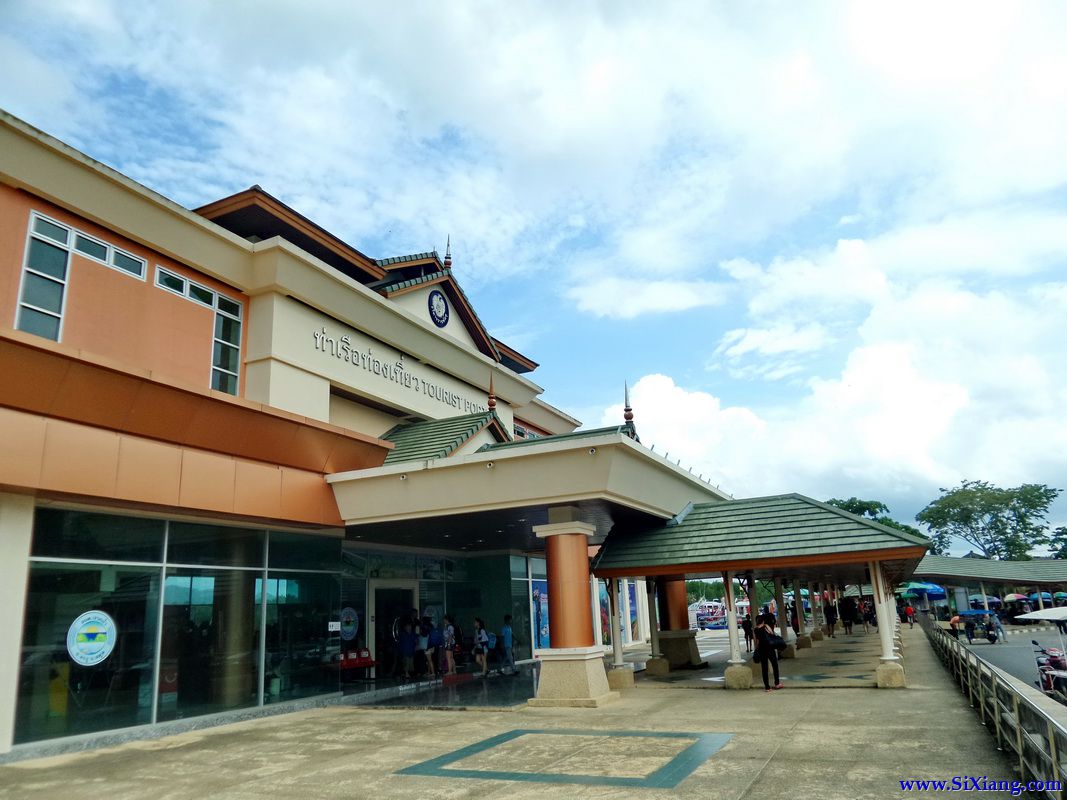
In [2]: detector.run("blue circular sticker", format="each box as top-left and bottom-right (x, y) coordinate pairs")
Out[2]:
(340, 607), (359, 642)
(428, 289), (449, 328)
(66, 610), (117, 666)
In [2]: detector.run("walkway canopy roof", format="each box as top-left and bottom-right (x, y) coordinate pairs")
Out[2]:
(592, 493), (930, 587)
(912, 554), (1067, 587)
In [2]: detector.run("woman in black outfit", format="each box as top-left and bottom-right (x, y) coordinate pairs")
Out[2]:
(754, 612), (783, 692)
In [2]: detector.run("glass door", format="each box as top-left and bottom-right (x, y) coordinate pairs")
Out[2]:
(369, 580), (417, 679)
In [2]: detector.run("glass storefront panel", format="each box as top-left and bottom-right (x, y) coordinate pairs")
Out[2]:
(263, 572), (340, 703)
(366, 552), (415, 580)
(269, 531), (340, 571)
(168, 523), (264, 568)
(529, 557), (547, 580)
(31, 509), (165, 563)
(15, 562), (159, 743)
(509, 555), (527, 580)
(157, 568), (260, 721)
(509, 580), (532, 660)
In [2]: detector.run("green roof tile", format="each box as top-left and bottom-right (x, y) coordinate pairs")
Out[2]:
(593, 493), (930, 572)
(478, 422), (638, 453)
(382, 411), (504, 464)
(913, 553), (1067, 585)
(374, 251), (441, 267)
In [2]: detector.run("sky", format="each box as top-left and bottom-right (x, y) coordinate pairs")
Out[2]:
(3, 2), (1067, 545)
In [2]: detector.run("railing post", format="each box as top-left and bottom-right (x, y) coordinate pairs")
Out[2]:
(1047, 719), (1062, 798)
(1013, 693), (1025, 777)
(993, 675), (1004, 750)
(978, 663), (986, 724)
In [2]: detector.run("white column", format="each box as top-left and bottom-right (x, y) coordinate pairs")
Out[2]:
(607, 578), (625, 667)
(774, 577), (795, 643)
(870, 562), (899, 663)
(591, 575), (604, 647)
(635, 578), (650, 641)
(0, 493), (35, 754)
(979, 581), (990, 614)
(646, 578), (661, 658)
(723, 571), (744, 664)
(1038, 588), (1046, 610)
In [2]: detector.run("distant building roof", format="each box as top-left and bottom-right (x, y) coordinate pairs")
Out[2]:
(913, 553), (1067, 585)
(382, 411), (508, 464)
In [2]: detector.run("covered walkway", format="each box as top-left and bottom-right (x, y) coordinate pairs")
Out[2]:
(593, 493), (930, 690)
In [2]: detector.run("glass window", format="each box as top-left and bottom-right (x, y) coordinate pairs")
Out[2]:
(22, 272), (64, 314)
(167, 523), (263, 568)
(217, 295), (241, 318)
(263, 572), (339, 703)
(509, 555), (528, 580)
(112, 250), (145, 277)
(212, 341), (240, 374)
(211, 370), (238, 395)
(157, 568), (260, 721)
(26, 238), (68, 280)
(16, 307), (60, 340)
(156, 268), (185, 294)
(33, 216), (69, 244)
(31, 509), (165, 562)
(529, 557), (547, 580)
(340, 577), (367, 654)
(74, 234), (108, 261)
(268, 531), (340, 571)
(187, 283), (214, 306)
(15, 562), (160, 744)
(510, 580), (533, 660)
(214, 314), (241, 345)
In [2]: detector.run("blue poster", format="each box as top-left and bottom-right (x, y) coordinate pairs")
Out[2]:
(628, 582), (639, 639)
(531, 580), (550, 649)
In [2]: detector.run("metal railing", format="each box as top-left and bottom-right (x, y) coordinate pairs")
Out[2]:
(922, 616), (1067, 799)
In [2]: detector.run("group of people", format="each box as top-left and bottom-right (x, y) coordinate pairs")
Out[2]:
(394, 613), (517, 679)
(947, 611), (1006, 643)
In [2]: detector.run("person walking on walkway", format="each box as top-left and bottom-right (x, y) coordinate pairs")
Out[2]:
(741, 614), (754, 652)
(964, 616), (977, 644)
(754, 612), (783, 692)
(472, 617), (490, 677)
(824, 599), (838, 638)
(904, 604), (916, 628)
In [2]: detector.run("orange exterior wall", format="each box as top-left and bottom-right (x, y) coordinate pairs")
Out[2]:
(0, 186), (247, 393)
(0, 405), (343, 527)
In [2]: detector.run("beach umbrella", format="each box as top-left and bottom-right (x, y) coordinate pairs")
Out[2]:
(901, 581), (946, 599)
(968, 593), (1001, 604)
(1055, 592), (1067, 600)
(1004, 593), (1029, 602)
(1029, 592), (1053, 602)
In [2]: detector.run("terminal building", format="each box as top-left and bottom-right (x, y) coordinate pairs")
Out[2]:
(0, 111), (930, 755)
(0, 111), (739, 752)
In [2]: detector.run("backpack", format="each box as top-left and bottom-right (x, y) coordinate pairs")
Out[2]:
(486, 632), (497, 650)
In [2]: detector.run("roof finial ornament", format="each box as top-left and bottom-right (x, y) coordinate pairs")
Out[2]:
(623, 381), (633, 423)
(487, 372), (496, 411)
(444, 235), (452, 269)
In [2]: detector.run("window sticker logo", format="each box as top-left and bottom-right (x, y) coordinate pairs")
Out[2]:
(67, 610), (117, 667)
(340, 607), (360, 641)
(428, 289), (449, 328)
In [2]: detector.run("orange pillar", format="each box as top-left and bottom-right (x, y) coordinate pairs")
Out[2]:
(537, 522), (595, 649)
(656, 577), (690, 631)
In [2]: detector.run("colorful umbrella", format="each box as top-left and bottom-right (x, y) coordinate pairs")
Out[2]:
(1003, 593), (1029, 602)
(900, 581), (947, 599)
(968, 593), (1001, 604)
(1055, 592), (1067, 600)
(1029, 592), (1053, 601)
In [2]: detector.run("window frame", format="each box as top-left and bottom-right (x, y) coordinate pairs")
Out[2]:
(15, 214), (73, 342)
(211, 291), (242, 396)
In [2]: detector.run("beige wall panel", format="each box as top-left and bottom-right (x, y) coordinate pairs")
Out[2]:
(0, 492), (34, 753)
(454, 426), (500, 457)
(392, 286), (480, 350)
(248, 358), (331, 421)
(328, 394), (400, 438)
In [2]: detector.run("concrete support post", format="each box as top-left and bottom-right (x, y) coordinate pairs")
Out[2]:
(745, 571), (757, 621)
(0, 493), (34, 754)
(529, 519), (618, 707)
(649, 576), (702, 673)
(645, 577), (661, 656)
(870, 560), (905, 688)
(1038, 588), (1046, 610)
(635, 578), (650, 642)
(620, 579), (632, 645)
(607, 578), (625, 668)
(979, 581), (990, 614)
(773, 577), (796, 658)
(794, 577), (812, 649)
(722, 570), (752, 689)
(809, 582), (824, 641)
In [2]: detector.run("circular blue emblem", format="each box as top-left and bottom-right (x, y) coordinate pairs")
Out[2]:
(340, 607), (359, 642)
(67, 610), (117, 666)
(428, 289), (449, 328)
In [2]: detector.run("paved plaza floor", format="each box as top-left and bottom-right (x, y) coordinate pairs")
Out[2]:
(0, 626), (1027, 799)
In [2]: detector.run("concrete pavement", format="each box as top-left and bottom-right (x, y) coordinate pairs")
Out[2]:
(0, 626), (1025, 799)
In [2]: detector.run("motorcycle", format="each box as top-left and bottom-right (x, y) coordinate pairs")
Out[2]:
(1032, 640), (1067, 693)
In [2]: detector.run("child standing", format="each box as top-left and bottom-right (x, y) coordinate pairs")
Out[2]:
(399, 621), (417, 679)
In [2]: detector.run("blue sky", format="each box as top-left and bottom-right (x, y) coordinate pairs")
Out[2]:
(3, 2), (1067, 544)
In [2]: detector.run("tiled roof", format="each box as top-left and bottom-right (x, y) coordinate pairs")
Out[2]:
(382, 411), (504, 464)
(369, 271), (449, 293)
(477, 422), (639, 452)
(375, 251), (441, 268)
(913, 553), (1067, 585)
(593, 493), (931, 572)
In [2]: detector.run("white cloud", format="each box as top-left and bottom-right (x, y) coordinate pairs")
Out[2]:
(565, 276), (729, 319)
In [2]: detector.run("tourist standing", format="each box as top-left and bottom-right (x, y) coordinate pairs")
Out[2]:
(472, 617), (490, 677)
(500, 614), (516, 675)
(754, 613), (783, 692)
(824, 599), (838, 639)
(442, 615), (457, 675)
(420, 616), (437, 678)
(741, 614), (754, 652)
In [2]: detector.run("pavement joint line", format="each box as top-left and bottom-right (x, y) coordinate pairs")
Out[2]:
(735, 692), (818, 800)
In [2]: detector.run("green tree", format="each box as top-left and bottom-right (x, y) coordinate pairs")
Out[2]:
(826, 496), (927, 543)
(1047, 527), (1067, 559)
(915, 480), (1062, 560)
